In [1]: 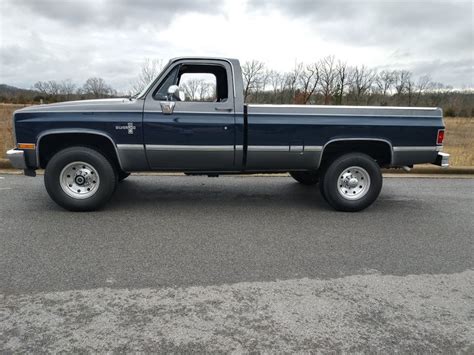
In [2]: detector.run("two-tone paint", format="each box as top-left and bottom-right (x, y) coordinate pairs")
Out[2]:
(8, 57), (446, 174)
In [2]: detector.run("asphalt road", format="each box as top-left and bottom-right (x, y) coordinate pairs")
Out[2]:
(1, 174), (473, 352)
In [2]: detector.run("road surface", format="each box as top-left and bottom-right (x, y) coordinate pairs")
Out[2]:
(1, 174), (473, 352)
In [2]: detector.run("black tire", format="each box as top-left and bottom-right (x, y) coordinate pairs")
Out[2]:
(118, 171), (130, 182)
(289, 171), (319, 185)
(44, 146), (117, 211)
(321, 153), (382, 212)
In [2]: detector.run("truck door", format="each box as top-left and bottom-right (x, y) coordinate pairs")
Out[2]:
(143, 60), (236, 170)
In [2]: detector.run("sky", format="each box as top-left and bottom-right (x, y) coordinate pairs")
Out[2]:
(0, 0), (473, 92)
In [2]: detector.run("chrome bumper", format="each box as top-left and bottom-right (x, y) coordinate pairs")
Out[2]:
(434, 152), (450, 168)
(6, 148), (28, 169)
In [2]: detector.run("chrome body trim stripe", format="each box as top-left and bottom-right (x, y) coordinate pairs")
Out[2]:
(17, 110), (142, 113)
(248, 104), (441, 111)
(248, 112), (437, 118)
(116, 144), (145, 150)
(392, 146), (438, 152)
(144, 110), (234, 115)
(304, 146), (323, 152)
(146, 145), (234, 151)
(247, 145), (289, 152)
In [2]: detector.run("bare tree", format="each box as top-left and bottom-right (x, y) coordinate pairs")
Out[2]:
(59, 79), (76, 99)
(182, 78), (201, 101)
(131, 58), (164, 94)
(376, 70), (396, 97)
(335, 61), (348, 105)
(82, 77), (114, 98)
(33, 80), (61, 96)
(298, 62), (320, 104)
(242, 60), (265, 101)
(198, 81), (215, 101)
(268, 70), (287, 103)
(350, 65), (377, 104)
(319, 56), (337, 105)
(282, 63), (303, 103)
(414, 74), (433, 105)
(394, 70), (412, 95)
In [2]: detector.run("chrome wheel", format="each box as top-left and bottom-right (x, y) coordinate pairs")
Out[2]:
(59, 161), (100, 199)
(337, 166), (370, 200)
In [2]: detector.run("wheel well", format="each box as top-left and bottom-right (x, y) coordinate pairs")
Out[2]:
(320, 140), (392, 168)
(38, 133), (121, 170)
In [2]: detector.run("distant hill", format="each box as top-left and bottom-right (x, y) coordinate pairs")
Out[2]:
(0, 84), (37, 96)
(0, 84), (39, 104)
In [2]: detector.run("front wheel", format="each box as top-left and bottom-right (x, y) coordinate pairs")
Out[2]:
(44, 146), (117, 211)
(320, 153), (382, 212)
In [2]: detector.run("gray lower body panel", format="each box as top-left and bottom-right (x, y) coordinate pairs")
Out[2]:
(145, 145), (235, 171)
(392, 147), (439, 166)
(116, 144), (149, 171)
(246, 146), (321, 170)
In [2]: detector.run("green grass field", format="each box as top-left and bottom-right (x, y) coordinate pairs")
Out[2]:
(1, 103), (473, 166)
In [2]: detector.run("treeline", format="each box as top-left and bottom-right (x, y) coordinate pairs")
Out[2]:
(1, 56), (472, 117)
(242, 57), (473, 117)
(0, 77), (117, 104)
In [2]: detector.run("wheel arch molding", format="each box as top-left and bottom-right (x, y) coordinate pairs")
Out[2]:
(36, 129), (124, 170)
(318, 138), (394, 168)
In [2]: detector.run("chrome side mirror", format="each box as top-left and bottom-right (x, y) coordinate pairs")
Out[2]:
(167, 85), (185, 101)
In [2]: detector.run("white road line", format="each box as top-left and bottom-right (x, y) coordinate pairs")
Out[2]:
(0, 187), (12, 190)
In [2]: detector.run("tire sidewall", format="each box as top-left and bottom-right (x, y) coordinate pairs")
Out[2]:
(44, 147), (117, 211)
(322, 153), (382, 212)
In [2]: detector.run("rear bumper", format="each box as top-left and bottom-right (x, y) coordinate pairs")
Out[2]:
(6, 148), (28, 169)
(434, 151), (450, 168)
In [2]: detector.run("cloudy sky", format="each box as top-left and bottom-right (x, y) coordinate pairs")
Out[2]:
(0, 0), (472, 92)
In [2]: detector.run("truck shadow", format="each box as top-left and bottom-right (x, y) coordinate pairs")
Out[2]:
(108, 176), (330, 211)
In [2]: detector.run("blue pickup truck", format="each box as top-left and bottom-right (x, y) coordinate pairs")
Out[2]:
(7, 57), (449, 212)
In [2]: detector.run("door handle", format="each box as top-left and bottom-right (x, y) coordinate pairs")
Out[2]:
(215, 107), (232, 112)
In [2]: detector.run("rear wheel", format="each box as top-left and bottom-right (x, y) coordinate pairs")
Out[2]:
(44, 146), (117, 211)
(289, 171), (319, 185)
(320, 153), (382, 212)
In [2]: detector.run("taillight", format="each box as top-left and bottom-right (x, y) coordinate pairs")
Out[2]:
(437, 129), (445, 145)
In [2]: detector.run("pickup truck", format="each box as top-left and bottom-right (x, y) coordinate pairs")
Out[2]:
(7, 56), (449, 212)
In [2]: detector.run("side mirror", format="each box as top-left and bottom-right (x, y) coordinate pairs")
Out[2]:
(167, 85), (185, 101)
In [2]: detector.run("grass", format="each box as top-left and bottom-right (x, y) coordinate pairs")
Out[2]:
(0, 104), (26, 159)
(442, 117), (474, 167)
(0, 103), (473, 166)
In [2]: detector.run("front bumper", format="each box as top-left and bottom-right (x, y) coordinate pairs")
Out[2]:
(434, 151), (450, 168)
(6, 148), (28, 169)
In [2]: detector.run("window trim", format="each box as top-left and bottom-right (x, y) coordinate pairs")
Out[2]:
(150, 60), (233, 105)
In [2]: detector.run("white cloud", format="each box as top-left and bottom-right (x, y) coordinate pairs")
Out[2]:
(0, 0), (472, 91)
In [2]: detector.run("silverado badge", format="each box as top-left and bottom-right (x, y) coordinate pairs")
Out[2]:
(115, 122), (136, 134)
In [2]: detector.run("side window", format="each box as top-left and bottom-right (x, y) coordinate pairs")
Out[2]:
(179, 73), (217, 102)
(154, 65), (179, 100)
